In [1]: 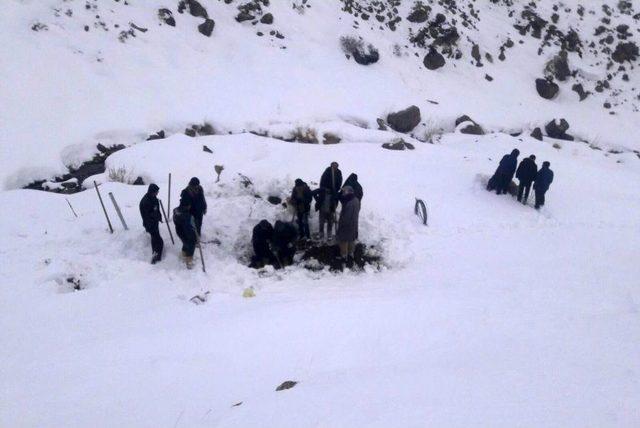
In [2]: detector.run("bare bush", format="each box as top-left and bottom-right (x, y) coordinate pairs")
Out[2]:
(108, 166), (136, 184)
(292, 127), (318, 144)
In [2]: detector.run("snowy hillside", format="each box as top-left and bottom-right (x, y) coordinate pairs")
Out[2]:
(1, 0), (640, 427)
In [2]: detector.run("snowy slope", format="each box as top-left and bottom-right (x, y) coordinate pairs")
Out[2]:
(1, 0), (640, 426)
(2, 130), (640, 427)
(1, 0), (639, 188)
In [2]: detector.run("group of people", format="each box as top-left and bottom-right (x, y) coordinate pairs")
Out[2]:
(139, 177), (207, 268)
(487, 149), (554, 209)
(251, 162), (363, 270)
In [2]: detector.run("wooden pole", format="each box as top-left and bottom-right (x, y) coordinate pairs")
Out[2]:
(167, 173), (172, 221)
(195, 230), (206, 273)
(158, 199), (175, 245)
(108, 192), (129, 231)
(65, 198), (78, 218)
(93, 181), (113, 233)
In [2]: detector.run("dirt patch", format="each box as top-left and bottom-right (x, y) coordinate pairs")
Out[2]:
(299, 241), (383, 272)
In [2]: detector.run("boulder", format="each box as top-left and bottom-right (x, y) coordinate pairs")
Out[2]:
(571, 83), (590, 101)
(545, 51), (571, 81)
(352, 45), (380, 65)
(612, 41), (639, 63)
(178, 0), (208, 19)
(455, 115), (484, 135)
(146, 130), (166, 141)
(423, 47), (445, 70)
(198, 18), (215, 37)
(322, 133), (341, 145)
(158, 9), (176, 27)
(407, 7), (429, 23)
(236, 11), (254, 22)
(535, 78), (559, 100)
(545, 119), (574, 141)
(386, 106), (421, 133)
(530, 127), (543, 141)
(382, 139), (415, 151)
(260, 13), (273, 24)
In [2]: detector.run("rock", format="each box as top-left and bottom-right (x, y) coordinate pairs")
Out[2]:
(386, 105), (421, 133)
(275, 381), (298, 391)
(545, 118), (574, 141)
(158, 8), (176, 26)
(353, 46), (379, 65)
(407, 7), (429, 23)
(571, 83), (589, 101)
(455, 115), (484, 135)
(485, 74), (493, 82)
(203, 145), (213, 153)
(612, 42), (639, 63)
(185, 128), (196, 137)
(535, 78), (559, 100)
(133, 176), (145, 185)
(178, 0), (208, 19)
(376, 118), (387, 131)
(530, 127), (543, 141)
(454, 115), (473, 127)
(198, 18), (215, 37)
(545, 51), (571, 81)
(260, 13), (273, 24)
(471, 44), (482, 66)
(267, 196), (282, 205)
(423, 47), (445, 70)
(235, 11), (254, 22)
(382, 139), (415, 151)
(322, 133), (341, 145)
(96, 143), (125, 155)
(198, 122), (215, 135)
(146, 130), (166, 141)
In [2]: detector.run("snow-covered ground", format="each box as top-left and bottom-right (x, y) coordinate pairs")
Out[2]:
(2, 130), (639, 427)
(1, 0), (640, 426)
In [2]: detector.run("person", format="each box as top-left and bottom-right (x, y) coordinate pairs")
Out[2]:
(320, 162), (343, 199)
(290, 178), (312, 239)
(250, 219), (277, 269)
(343, 173), (363, 201)
(139, 183), (164, 264)
(516, 155), (538, 204)
(180, 177), (207, 237)
(272, 220), (297, 268)
(312, 187), (334, 240)
(533, 161), (554, 210)
(173, 200), (197, 269)
(489, 149), (520, 195)
(336, 186), (361, 266)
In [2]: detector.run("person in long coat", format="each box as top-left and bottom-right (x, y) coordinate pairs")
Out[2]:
(139, 183), (164, 264)
(516, 155), (538, 204)
(534, 161), (554, 209)
(488, 149), (520, 195)
(180, 177), (207, 237)
(336, 186), (361, 262)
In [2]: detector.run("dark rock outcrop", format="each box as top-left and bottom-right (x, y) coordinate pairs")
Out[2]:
(545, 118), (574, 141)
(198, 18), (215, 37)
(382, 139), (415, 151)
(423, 47), (445, 70)
(530, 127), (543, 141)
(535, 78), (559, 100)
(387, 106), (421, 133)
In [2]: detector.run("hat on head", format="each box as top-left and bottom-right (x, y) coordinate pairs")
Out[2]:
(512, 149), (520, 156)
(295, 178), (304, 186)
(331, 162), (339, 168)
(529, 155), (536, 160)
(148, 183), (159, 193)
(543, 161), (550, 167)
(189, 177), (200, 186)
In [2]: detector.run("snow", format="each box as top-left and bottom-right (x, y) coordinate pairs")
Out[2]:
(1, 0), (640, 426)
(2, 130), (640, 426)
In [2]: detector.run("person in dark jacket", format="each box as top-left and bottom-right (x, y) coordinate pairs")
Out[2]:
(312, 187), (334, 240)
(516, 155), (538, 204)
(489, 149), (520, 195)
(320, 162), (343, 199)
(533, 161), (554, 209)
(336, 186), (361, 265)
(272, 220), (297, 268)
(343, 173), (363, 201)
(290, 178), (312, 239)
(139, 183), (164, 264)
(250, 219), (277, 269)
(173, 200), (196, 268)
(180, 177), (207, 237)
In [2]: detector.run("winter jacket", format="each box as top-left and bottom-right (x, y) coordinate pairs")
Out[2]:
(272, 221), (297, 251)
(497, 152), (518, 179)
(139, 188), (162, 231)
(312, 188), (335, 213)
(252, 220), (274, 257)
(336, 194), (361, 242)
(534, 166), (554, 192)
(320, 167), (343, 196)
(516, 158), (538, 184)
(180, 185), (207, 216)
(343, 173), (363, 201)
(290, 182), (313, 213)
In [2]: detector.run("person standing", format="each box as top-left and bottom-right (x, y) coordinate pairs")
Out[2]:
(312, 187), (334, 240)
(173, 200), (197, 269)
(489, 149), (520, 195)
(180, 177), (207, 237)
(290, 178), (312, 240)
(336, 186), (361, 266)
(139, 183), (164, 264)
(534, 161), (554, 210)
(516, 155), (538, 204)
(320, 162), (343, 197)
(343, 173), (363, 201)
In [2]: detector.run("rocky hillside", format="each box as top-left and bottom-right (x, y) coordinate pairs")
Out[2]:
(1, 0), (639, 188)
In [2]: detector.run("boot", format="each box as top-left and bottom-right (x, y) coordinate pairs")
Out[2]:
(151, 252), (161, 264)
(185, 256), (194, 269)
